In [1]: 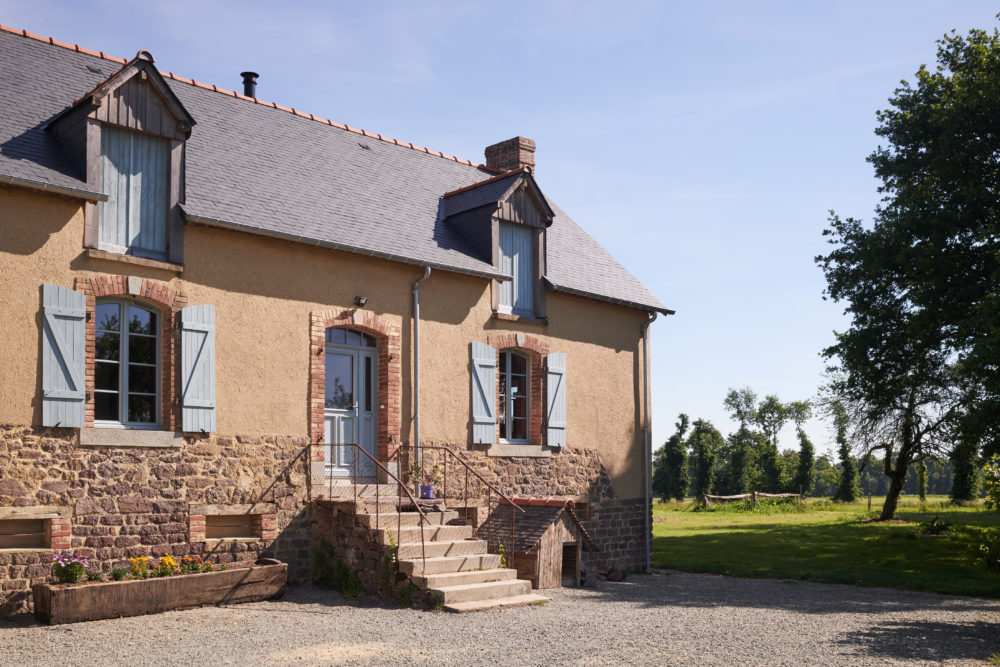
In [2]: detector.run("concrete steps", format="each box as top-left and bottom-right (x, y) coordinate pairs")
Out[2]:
(375, 525), (472, 545)
(398, 554), (502, 576)
(443, 593), (551, 614)
(410, 567), (516, 589)
(349, 498), (549, 612)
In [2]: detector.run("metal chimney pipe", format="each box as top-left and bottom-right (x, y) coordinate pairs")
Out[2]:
(240, 71), (259, 98)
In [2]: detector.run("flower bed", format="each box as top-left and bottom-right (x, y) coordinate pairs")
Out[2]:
(32, 557), (287, 625)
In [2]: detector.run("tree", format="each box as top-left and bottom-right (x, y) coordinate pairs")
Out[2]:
(916, 459), (928, 502)
(688, 419), (724, 499)
(721, 426), (762, 494)
(814, 26), (1000, 518)
(788, 401), (815, 496)
(950, 438), (979, 502)
(862, 26), (1000, 460)
(724, 387), (758, 430)
(829, 401), (861, 503)
(652, 414), (690, 501)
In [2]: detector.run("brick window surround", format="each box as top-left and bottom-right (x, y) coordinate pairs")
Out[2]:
(74, 275), (187, 430)
(309, 309), (401, 469)
(486, 333), (548, 446)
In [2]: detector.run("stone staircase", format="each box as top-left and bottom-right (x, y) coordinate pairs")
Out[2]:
(355, 503), (549, 612)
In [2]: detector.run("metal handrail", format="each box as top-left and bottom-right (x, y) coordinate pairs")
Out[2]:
(327, 443), (428, 571)
(418, 445), (524, 565)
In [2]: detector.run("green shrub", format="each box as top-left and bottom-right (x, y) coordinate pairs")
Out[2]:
(984, 456), (1000, 511)
(971, 529), (1000, 572)
(51, 553), (88, 584)
(110, 568), (129, 581)
(916, 515), (952, 536)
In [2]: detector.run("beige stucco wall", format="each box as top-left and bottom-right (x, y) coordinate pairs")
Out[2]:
(0, 187), (649, 497)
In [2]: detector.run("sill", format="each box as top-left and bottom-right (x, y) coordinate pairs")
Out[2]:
(85, 248), (182, 274)
(492, 311), (548, 326)
(190, 503), (277, 516)
(80, 428), (182, 449)
(204, 538), (261, 547)
(0, 548), (52, 554)
(0, 506), (71, 520)
(474, 442), (552, 458)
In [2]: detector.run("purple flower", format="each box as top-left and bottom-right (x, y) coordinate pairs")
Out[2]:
(51, 552), (89, 568)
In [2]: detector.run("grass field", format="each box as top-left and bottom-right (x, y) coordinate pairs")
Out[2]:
(652, 495), (1000, 598)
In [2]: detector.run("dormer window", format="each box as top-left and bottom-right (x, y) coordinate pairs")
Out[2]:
(98, 126), (170, 259)
(498, 222), (535, 316)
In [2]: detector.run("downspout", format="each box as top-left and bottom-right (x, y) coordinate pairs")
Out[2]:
(642, 311), (657, 573)
(412, 266), (432, 468)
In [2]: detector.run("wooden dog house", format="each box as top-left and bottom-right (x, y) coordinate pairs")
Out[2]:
(478, 497), (596, 589)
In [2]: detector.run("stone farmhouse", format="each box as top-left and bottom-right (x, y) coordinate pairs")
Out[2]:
(0, 25), (670, 613)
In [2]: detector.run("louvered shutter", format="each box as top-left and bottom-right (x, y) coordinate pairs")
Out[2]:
(41, 284), (86, 427)
(546, 353), (567, 448)
(470, 342), (497, 444)
(181, 304), (216, 433)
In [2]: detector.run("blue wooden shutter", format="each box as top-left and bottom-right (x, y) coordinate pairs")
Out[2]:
(498, 222), (535, 314)
(471, 342), (497, 444)
(99, 125), (168, 257)
(545, 353), (567, 448)
(181, 305), (216, 433)
(41, 285), (86, 427)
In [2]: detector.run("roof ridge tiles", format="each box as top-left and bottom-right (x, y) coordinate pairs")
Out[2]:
(0, 22), (491, 170)
(442, 166), (526, 198)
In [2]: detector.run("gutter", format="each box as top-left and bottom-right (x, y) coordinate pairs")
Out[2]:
(546, 279), (674, 316)
(642, 311), (657, 573)
(183, 210), (508, 282)
(411, 266), (431, 468)
(0, 173), (107, 202)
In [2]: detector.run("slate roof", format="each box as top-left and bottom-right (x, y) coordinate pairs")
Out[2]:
(478, 497), (596, 553)
(0, 25), (669, 312)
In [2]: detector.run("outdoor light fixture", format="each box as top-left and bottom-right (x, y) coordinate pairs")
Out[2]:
(354, 296), (368, 308)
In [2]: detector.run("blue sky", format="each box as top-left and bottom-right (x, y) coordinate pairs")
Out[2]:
(6, 1), (997, 456)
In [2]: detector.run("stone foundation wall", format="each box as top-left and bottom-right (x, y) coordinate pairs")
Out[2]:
(416, 444), (648, 572)
(0, 425), (312, 616)
(310, 500), (433, 607)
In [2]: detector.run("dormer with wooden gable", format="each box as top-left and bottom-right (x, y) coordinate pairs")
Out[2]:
(48, 50), (194, 266)
(443, 142), (555, 323)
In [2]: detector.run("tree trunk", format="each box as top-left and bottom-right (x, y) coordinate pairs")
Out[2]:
(880, 468), (906, 520)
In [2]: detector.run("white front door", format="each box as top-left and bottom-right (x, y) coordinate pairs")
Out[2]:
(324, 329), (377, 479)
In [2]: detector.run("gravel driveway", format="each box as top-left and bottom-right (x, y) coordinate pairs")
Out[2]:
(2, 572), (999, 666)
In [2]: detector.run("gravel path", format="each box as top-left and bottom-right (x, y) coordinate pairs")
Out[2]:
(2, 572), (999, 666)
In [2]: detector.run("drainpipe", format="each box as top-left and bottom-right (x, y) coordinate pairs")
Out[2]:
(642, 311), (657, 573)
(412, 266), (432, 468)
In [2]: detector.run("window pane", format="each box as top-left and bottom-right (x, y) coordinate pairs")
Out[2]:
(95, 303), (120, 332)
(513, 396), (527, 419)
(362, 333), (376, 348)
(95, 392), (118, 421)
(95, 362), (119, 391)
(511, 372), (527, 398)
(128, 395), (156, 424)
(500, 352), (508, 375)
(364, 356), (373, 412)
(128, 335), (156, 364)
(325, 353), (354, 410)
(326, 328), (345, 345)
(128, 365), (156, 394)
(346, 330), (361, 347)
(510, 353), (527, 376)
(96, 332), (120, 361)
(128, 306), (156, 335)
(511, 418), (527, 441)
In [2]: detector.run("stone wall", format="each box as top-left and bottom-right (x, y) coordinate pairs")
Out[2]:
(310, 499), (433, 607)
(0, 425), (312, 615)
(416, 444), (647, 571)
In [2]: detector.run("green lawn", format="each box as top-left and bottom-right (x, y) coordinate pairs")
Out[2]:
(652, 495), (1000, 598)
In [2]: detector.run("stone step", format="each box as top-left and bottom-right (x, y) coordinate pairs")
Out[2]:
(375, 525), (472, 545)
(323, 481), (400, 498)
(444, 593), (551, 614)
(398, 553), (502, 576)
(431, 578), (533, 604)
(411, 568), (517, 589)
(397, 539), (487, 560)
(357, 510), (460, 529)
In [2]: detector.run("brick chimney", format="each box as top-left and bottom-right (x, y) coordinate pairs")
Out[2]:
(484, 136), (536, 173)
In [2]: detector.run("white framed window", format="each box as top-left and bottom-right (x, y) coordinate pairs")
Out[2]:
(98, 125), (169, 259)
(498, 349), (529, 443)
(498, 222), (535, 316)
(94, 299), (160, 428)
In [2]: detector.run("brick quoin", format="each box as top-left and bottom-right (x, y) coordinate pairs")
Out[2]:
(309, 309), (401, 468)
(486, 333), (549, 446)
(74, 275), (188, 430)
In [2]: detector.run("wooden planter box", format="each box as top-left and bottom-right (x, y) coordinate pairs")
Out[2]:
(32, 558), (287, 625)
